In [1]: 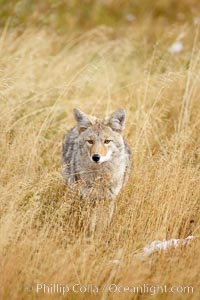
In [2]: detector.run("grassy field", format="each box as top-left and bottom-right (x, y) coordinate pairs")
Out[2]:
(0, 7), (200, 300)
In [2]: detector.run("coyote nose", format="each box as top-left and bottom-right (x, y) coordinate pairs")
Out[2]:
(92, 154), (100, 162)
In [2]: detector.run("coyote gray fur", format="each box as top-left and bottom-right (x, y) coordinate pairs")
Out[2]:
(62, 108), (131, 202)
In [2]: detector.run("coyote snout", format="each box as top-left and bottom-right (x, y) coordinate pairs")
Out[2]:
(92, 154), (101, 163)
(62, 108), (131, 201)
(87, 136), (113, 164)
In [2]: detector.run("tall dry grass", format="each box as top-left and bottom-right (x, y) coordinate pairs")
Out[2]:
(0, 23), (200, 300)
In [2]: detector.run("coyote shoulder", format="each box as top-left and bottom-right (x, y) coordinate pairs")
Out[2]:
(62, 108), (131, 200)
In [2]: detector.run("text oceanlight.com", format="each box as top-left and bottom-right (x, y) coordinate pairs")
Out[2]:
(25, 283), (194, 296)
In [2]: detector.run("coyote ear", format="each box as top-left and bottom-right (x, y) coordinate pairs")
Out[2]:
(74, 108), (92, 133)
(108, 109), (126, 132)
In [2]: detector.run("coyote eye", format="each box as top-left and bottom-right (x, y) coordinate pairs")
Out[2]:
(87, 140), (93, 144)
(104, 139), (111, 144)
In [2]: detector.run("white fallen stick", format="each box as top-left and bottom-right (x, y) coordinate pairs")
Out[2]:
(133, 236), (194, 258)
(143, 236), (194, 256)
(111, 236), (194, 263)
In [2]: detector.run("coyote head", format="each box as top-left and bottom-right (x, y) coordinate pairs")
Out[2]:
(74, 108), (126, 164)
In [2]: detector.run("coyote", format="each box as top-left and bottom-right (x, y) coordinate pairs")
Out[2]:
(62, 108), (131, 202)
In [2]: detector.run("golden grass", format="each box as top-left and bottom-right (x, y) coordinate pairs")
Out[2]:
(0, 23), (200, 300)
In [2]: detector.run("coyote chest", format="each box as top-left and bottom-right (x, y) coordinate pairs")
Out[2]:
(62, 108), (131, 200)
